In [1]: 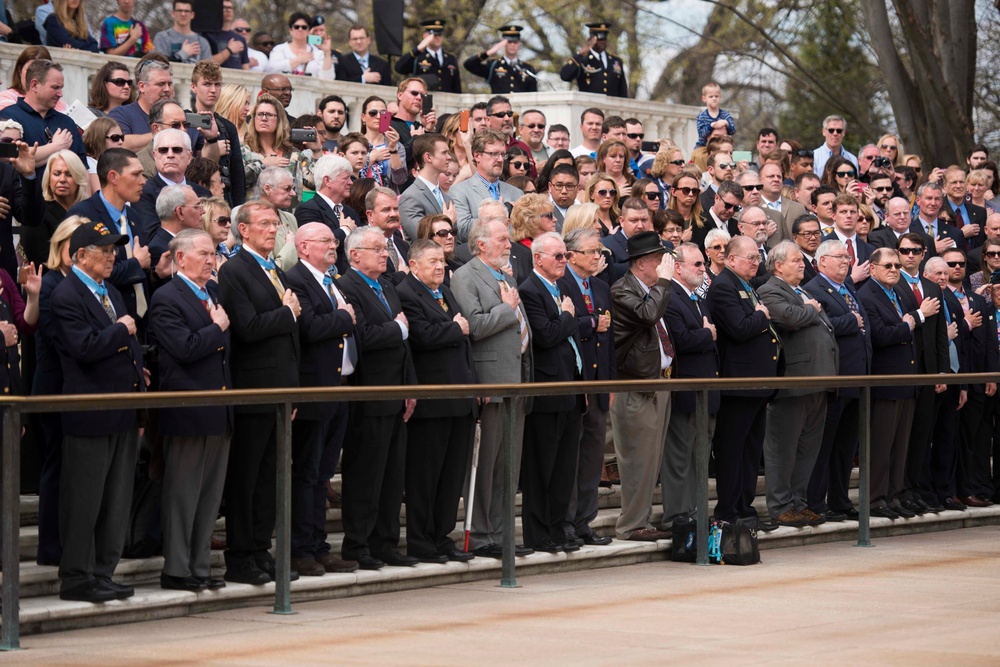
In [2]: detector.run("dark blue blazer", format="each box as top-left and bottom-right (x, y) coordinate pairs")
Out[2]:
(857, 280), (916, 400)
(910, 219), (963, 258)
(941, 287), (970, 382)
(964, 293), (999, 387)
(0, 162), (22, 277)
(337, 268), (416, 417)
(33, 269), (64, 396)
(509, 242), (534, 286)
(704, 267), (780, 397)
(821, 232), (876, 265)
(557, 269), (616, 411)
(67, 193), (148, 319)
(945, 200), (986, 249)
(664, 281), (720, 414)
(133, 175), (211, 241)
(50, 271), (144, 435)
(896, 276), (950, 375)
(217, 249), (300, 413)
(148, 277), (231, 435)
(518, 271), (582, 413)
(803, 274), (872, 399)
(397, 273), (476, 419)
(337, 52), (393, 84)
(601, 230), (630, 284)
(293, 196), (362, 274)
(284, 261), (356, 421)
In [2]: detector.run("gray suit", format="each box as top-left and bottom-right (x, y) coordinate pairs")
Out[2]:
(758, 275), (838, 519)
(449, 176), (523, 242)
(399, 177), (451, 242)
(451, 256), (533, 549)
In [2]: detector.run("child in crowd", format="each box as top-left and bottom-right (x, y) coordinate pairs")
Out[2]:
(694, 81), (735, 148)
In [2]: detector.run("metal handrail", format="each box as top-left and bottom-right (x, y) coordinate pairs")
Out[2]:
(2, 372), (996, 649)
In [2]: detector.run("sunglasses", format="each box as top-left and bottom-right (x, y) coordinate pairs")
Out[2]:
(595, 188), (617, 198)
(873, 186), (893, 192)
(716, 162), (736, 170)
(742, 184), (764, 191)
(165, 121), (192, 130)
(106, 133), (125, 142)
(880, 144), (897, 150)
(836, 170), (856, 178)
(0, 137), (13, 144)
(626, 133), (644, 139)
(433, 228), (455, 238)
(490, 111), (514, 118)
(258, 41), (275, 47)
(644, 191), (660, 200)
(234, 27), (251, 33)
(675, 186), (700, 196)
(875, 262), (903, 269)
(897, 247), (924, 255)
(366, 109), (382, 117)
(156, 146), (186, 155)
(291, 24), (309, 30)
(106, 77), (133, 87)
(509, 161), (529, 169)
(946, 261), (966, 268)
(539, 251), (568, 261)
(706, 244), (725, 251)
(539, 211), (556, 219)
(826, 127), (844, 134)
(913, 167), (922, 174)
(215, 216), (232, 226)
(522, 123), (544, 129)
(669, 159), (686, 166)
(720, 201), (742, 212)
(794, 149), (813, 158)
(985, 250), (1000, 259)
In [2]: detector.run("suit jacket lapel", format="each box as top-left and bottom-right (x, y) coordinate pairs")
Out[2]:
(70, 272), (118, 324)
(174, 277), (214, 326)
(237, 249), (283, 306)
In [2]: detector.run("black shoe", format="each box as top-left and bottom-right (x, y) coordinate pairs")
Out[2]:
(443, 548), (475, 562)
(59, 580), (117, 603)
(555, 536), (582, 552)
(900, 499), (926, 515)
(843, 507), (860, 520)
(413, 552), (448, 564)
(473, 543), (503, 559)
(356, 554), (385, 570)
(942, 496), (967, 511)
(579, 533), (613, 546)
(381, 550), (419, 567)
(824, 510), (848, 522)
(514, 545), (535, 556)
(532, 540), (564, 553)
(891, 504), (916, 519)
(97, 577), (134, 599)
(160, 574), (208, 592)
(923, 500), (945, 513)
(255, 558), (300, 582)
(756, 518), (780, 532)
(198, 577), (226, 590)
(223, 561), (271, 585)
(870, 506), (899, 519)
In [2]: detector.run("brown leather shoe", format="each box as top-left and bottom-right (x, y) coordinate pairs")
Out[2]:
(774, 509), (809, 527)
(317, 553), (359, 573)
(291, 557), (326, 576)
(960, 495), (991, 508)
(210, 534), (226, 550)
(626, 528), (671, 541)
(605, 461), (621, 485)
(798, 508), (826, 526)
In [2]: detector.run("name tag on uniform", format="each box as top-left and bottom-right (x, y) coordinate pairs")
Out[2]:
(738, 291), (749, 299)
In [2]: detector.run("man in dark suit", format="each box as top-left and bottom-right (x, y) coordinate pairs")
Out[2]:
(149, 229), (231, 592)
(397, 240), (477, 563)
(706, 235), (781, 524)
(858, 248), (918, 518)
(758, 241), (838, 527)
(661, 242), (720, 527)
(294, 154), (360, 275)
(967, 213), (1000, 270)
(148, 184), (208, 292)
(803, 239), (872, 521)
(394, 18), (462, 93)
(602, 197), (654, 283)
(51, 220), (144, 602)
(0, 157), (24, 278)
(979, 275), (1000, 503)
(218, 200), (302, 585)
(791, 213), (822, 283)
(560, 228), (616, 545)
(691, 180), (743, 251)
(547, 165), (579, 231)
(518, 233), (585, 552)
(559, 22), (629, 97)
(871, 197), (933, 253)
(132, 128), (212, 240)
(943, 167), (986, 249)
(365, 186), (410, 284)
(338, 25), (392, 84)
(911, 182), (963, 258)
(282, 223), (360, 576)
(821, 194), (875, 285)
(399, 133), (453, 241)
(67, 148), (152, 326)
(337, 226), (418, 569)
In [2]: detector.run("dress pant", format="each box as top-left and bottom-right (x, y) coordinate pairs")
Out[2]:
(566, 397), (607, 537)
(35, 407), (63, 565)
(340, 409), (406, 560)
(466, 396), (526, 549)
(224, 413), (277, 564)
(927, 385), (960, 502)
(405, 413), (475, 557)
(712, 395), (767, 522)
(870, 398), (915, 507)
(807, 396), (858, 514)
(903, 386), (940, 501)
(521, 400), (583, 547)
(290, 402), (348, 559)
(611, 390), (671, 538)
(956, 390), (987, 498)
(989, 394), (1000, 498)
(661, 408), (716, 526)
(763, 393), (828, 518)
(59, 431), (138, 592)
(161, 434), (230, 578)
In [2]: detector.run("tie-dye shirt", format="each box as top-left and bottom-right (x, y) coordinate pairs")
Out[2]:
(98, 16), (152, 56)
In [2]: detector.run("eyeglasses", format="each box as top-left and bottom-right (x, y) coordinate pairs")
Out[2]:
(742, 220), (768, 227)
(706, 244), (725, 251)
(626, 133), (644, 139)
(550, 182), (576, 190)
(836, 170), (856, 178)
(267, 184), (295, 193)
(737, 254), (761, 263)
(87, 245), (117, 256)
(875, 262), (903, 270)
(234, 27), (251, 33)
(165, 121), (192, 130)
(538, 251), (568, 261)
(720, 201), (742, 212)
(433, 228), (455, 238)
(214, 216), (232, 226)
(181, 202), (205, 210)
(826, 127), (844, 134)
(509, 161), (529, 170)
(946, 261), (966, 268)
(479, 150), (505, 159)
(824, 254), (851, 262)
(366, 109), (383, 117)
(595, 189), (617, 198)
(985, 250), (1000, 259)
(539, 211), (556, 219)
(291, 24), (309, 30)
(897, 247), (924, 255)
(106, 77), (133, 87)
(644, 191), (660, 200)
(106, 133), (125, 142)
(156, 146), (186, 155)
(675, 186), (700, 196)
(873, 186), (893, 192)
(741, 184), (764, 191)
(490, 111), (514, 118)
(522, 123), (544, 129)
(255, 112), (278, 120)
(795, 230), (822, 238)
(716, 162), (736, 170)
(880, 144), (897, 151)
(356, 246), (389, 254)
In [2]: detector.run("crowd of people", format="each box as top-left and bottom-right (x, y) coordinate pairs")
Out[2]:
(0, 10), (995, 607)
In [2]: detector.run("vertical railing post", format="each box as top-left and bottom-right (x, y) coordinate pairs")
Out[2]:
(694, 390), (710, 566)
(1, 404), (21, 650)
(500, 396), (517, 588)
(272, 402), (294, 614)
(856, 385), (872, 547)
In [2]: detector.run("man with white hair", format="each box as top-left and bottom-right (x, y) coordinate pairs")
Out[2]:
(134, 126), (211, 239)
(149, 184), (204, 291)
(234, 167), (299, 270)
(451, 200), (534, 557)
(295, 153), (361, 273)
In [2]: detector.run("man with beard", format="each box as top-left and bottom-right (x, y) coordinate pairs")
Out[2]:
(318, 95), (347, 153)
(260, 73), (295, 123)
(485, 95), (536, 178)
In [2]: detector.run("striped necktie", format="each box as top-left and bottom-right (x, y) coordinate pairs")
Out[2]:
(120, 214), (147, 317)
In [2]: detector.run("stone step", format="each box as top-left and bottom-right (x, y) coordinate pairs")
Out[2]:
(5, 505), (998, 637)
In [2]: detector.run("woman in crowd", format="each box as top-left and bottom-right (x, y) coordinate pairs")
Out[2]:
(967, 169), (1000, 214)
(633, 177), (662, 213)
(585, 173), (621, 236)
(417, 213), (464, 281)
(857, 203), (876, 242)
(506, 175), (535, 193)
(348, 178), (377, 218)
(267, 12), (335, 79)
(0, 46), (68, 112)
(655, 209), (684, 248)
(503, 146), (531, 182)
(33, 216), (84, 566)
(703, 228), (730, 280)
(19, 150), (88, 268)
(359, 96), (407, 191)
(87, 61), (135, 118)
(668, 171), (703, 239)
(187, 157), (225, 199)
(44, 0), (98, 52)
(439, 158), (459, 196)
(439, 113), (474, 186)
(562, 202), (602, 236)
(509, 194), (557, 283)
(648, 142), (685, 207)
(575, 155), (597, 203)
(596, 139), (634, 197)
(901, 153), (923, 184)
(339, 133), (371, 180)
(202, 197), (234, 276)
(972, 238), (1000, 294)
(216, 84), (251, 142)
(82, 117), (125, 193)
(535, 149), (574, 192)
(822, 155), (862, 197)
(241, 94), (301, 200)
(877, 133), (903, 168)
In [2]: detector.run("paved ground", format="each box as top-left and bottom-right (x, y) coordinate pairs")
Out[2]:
(6, 527), (1000, 666)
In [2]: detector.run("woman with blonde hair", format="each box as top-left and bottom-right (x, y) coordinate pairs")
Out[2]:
(877, 133), (903, 168)
(439, 113), (473, 185)
(416, 213), (464, 278)
(201, 197), (234, 275)
(241, 93), (301, 199)
(20, 150), (89, 267)
(585, 172), (621, 236)
(562, 202), (602, 235)
(967, 169), (1000, 214)
(216, 84), (251, 141)
(44, 0), (98, 51)
(649, 141), (685, 204)
(596, 139), (635, 196)
(509, 193), (557, 283)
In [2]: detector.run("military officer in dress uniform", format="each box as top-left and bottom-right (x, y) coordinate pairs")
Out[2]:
(560, 22), (629, 98)
(395, 18), (462, 93)
(464, 25), (538, 94)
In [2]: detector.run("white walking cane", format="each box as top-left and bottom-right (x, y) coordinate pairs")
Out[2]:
(463, 419), (482, 552)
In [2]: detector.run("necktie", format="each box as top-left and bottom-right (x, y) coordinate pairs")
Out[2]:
(745, 282), (781, 342)
(655, 319), (675, 362)
(811, 257), (818, 272)
(266, 268), (284, 297)
(823, 225), (834, 235)
(386, 237), (400, 271)
(953, 206), (965, 229)
(758, 247), (767, 265)
(120, 214), (147, 317)
(501, 279), (529, 354)
(911, 281), (923, 305)
(333, 203), (343, 222)
(201, 298), (210, 312)
(926, 223), (934, 236)
(794, 287), (808, 302)
(432, 185), (444, 208)
(434, 290), (449, 312)
(488, 180), (500, 201)
(370, 281), (392, 315)
(691, 292), (703, 318)
(581, 279), (594, 313)
(887, 288), (903, 317)
(941, 299), (961, 372)
(100, 293), (116, 322)
(600, 51), (607, 69)
(846, 238), (856, 267)
(323, 273), (337, 306)
(839, 285), (864, 334)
